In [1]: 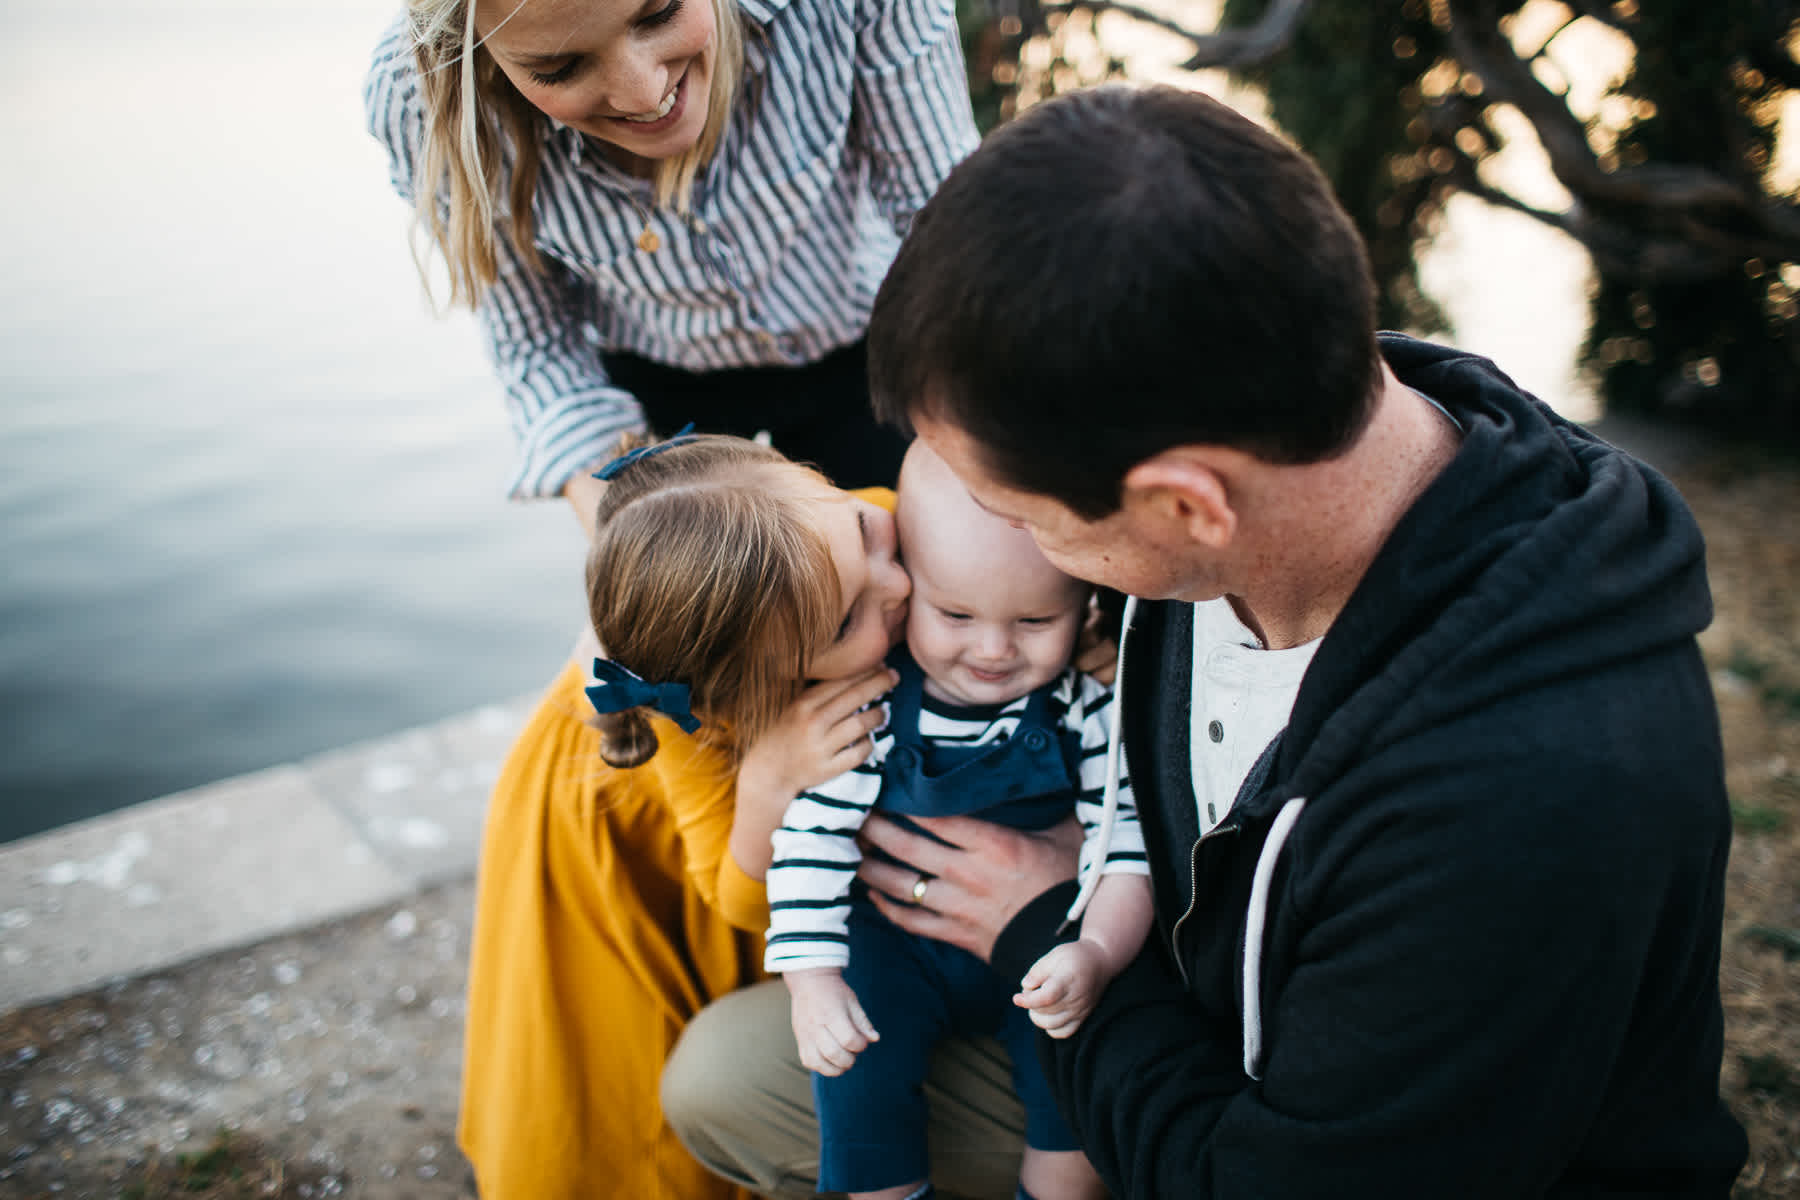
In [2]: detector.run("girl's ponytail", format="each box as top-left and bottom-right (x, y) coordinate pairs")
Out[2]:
(593, 707), (659, 769)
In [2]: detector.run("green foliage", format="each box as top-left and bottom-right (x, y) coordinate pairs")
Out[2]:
(956, 0), (1137, 136)
(1221, 0), (1457, 333)
(1581, 1), (1799, 439)
(1743, 924), (1800, 958)
(1741, 1051), (1796, 1097)
(1728, 646), (1800, 718)
(957, 0), (1015, 134)
(962, 0), (1800, 441)
(1731, 802), (1788, 834)
(121, 1129), (331, 1200)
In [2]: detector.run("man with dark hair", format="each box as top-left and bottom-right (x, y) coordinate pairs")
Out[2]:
(664, 83), (1748, 1197)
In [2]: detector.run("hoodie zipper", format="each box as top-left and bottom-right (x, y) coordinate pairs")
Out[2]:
(1168, 821), (1240, 986)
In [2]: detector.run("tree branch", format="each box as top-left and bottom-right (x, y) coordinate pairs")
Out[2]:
(1039, 0), (1222, 50)
(1178, 0), (1315, 70)
(1443, 0), (1752, 213)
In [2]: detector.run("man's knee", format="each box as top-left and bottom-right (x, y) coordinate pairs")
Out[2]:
(663, 981), (820, 1198)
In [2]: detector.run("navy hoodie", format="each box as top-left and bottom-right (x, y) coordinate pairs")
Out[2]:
(993, 335), (1748, 1197)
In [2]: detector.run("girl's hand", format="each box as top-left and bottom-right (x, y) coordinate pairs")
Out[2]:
(784, 968), (880, 1076)
(731, 667), (897, 878)
(739, 667), (897, 806)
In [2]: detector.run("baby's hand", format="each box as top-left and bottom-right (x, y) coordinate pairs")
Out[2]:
(1015, 939), (1109, 1039)
(784, 968), (880, 1076)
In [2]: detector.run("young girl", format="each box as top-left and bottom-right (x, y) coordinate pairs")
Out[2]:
(764, 442), (1152, 1200)
(364, 0), (980, 508)
(459, 433), (1068, 1199)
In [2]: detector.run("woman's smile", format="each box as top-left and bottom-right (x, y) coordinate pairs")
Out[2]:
(612, 69), (686, 128)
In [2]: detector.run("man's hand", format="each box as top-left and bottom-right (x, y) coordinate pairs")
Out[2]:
(1016, 939), (1108, 1038)
(857, 813), (1083, 962)
(784, 968), (880, 1077)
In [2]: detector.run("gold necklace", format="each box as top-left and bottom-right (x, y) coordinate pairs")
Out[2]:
(628, 196), (661, 253)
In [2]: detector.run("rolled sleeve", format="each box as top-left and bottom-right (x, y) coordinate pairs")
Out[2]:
(479, 232), (646, 500)
(851, 0), (980, 236)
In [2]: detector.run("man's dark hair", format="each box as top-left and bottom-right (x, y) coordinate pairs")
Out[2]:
(869, 84), (1382, 520)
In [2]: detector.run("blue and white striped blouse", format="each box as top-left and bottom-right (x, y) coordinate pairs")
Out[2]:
(364, 0), (979, 499)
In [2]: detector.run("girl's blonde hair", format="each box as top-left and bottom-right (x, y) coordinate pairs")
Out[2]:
(585, 435), (841, 768)
(405, 0), (746, 308)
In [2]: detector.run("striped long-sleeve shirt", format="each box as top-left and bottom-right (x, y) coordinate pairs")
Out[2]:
(764, 668), (1149, 973)
(363, 0), (980, 500)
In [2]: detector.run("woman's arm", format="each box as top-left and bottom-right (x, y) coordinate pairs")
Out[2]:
(850, 0), (982, 236)
(478, 242), (646, 502)
(362, 25), (646, 505)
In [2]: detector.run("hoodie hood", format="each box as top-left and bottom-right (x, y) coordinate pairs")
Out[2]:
(1275, 334), (1713, 806)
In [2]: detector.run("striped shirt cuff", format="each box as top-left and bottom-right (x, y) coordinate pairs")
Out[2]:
(504, 391), (645, 500)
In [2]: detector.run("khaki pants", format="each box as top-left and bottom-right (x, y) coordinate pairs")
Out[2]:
(661, 980), (1029, 1199)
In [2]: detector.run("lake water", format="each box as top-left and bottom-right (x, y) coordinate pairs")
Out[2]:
(0, 1), (1596, 844)
(0, 1), (581, 843)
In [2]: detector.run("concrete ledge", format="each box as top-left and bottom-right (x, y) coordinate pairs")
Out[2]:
(0, 697), (532, 1014)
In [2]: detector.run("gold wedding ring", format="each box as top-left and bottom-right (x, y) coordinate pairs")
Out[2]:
(911, 875), (930, 904)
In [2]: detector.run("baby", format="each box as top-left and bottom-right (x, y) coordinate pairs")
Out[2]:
(763, 442), (1154, 1200)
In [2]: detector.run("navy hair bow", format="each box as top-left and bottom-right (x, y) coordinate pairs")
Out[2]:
(585, 659), (702, 733)
(595, 423), (700, 480)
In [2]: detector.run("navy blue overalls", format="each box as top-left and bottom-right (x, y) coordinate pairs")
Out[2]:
(814, 650), (1085, 1193)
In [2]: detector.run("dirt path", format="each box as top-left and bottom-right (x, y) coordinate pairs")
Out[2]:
(1674, 443), (1800, 1199)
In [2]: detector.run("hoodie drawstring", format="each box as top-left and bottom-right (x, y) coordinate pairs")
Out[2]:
(1063, 597), (1138, 927)
(1243, 795), (1305, 1078)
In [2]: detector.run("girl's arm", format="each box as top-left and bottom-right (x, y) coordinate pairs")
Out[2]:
(732, 666), (897, 878)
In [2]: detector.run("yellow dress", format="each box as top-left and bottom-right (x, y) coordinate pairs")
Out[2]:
(458, 487), (896, 1199)
(457, 662), (769, 1200)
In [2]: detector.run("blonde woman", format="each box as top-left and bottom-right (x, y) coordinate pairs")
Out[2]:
(364, 1), (979, 1192)
(364, 0), (979, 519)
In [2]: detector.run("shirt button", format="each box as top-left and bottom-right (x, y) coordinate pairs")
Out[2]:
(1208, 720), (1224, 743)
(692, 218), (708, 234)
(755, 330), (777, 348)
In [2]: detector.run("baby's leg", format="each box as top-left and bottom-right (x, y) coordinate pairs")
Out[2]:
(850, 1182), (931, 1200)
(995, 1002), (1103, 1199)
(815, 906), (950, 1196)
(1018, 1148), (1106, 1200)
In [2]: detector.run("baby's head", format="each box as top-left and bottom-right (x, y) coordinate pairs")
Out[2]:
(897, 441), (1091, 706)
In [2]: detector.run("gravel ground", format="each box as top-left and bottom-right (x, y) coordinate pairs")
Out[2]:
(0, 879), (479, 1198)
(1677, 441), (1800, 1199)
(0, 417), (1794, 1200)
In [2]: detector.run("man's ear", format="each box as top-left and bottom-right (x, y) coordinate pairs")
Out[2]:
(1121, 451), (1236, 550)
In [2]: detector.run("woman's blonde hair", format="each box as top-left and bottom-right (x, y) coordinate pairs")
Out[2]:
(585, 435), (841, 768)
(405, 0), (746, 308)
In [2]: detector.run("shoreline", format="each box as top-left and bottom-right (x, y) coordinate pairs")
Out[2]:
(0, 697), (530, 1016)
